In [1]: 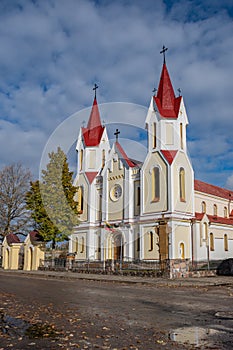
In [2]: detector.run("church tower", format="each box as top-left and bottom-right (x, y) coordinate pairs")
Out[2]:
(75, 85), (109, 176)
(141, 48), (194, 262)
(72, 86), (110, 260)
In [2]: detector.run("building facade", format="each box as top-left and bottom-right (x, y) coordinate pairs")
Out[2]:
(69, 59), (233, 269)
(2, 231), (45, 270)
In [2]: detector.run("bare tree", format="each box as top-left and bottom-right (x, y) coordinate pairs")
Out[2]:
(0, 163), (32, 239)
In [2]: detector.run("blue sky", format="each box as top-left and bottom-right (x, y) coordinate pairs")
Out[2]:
(0, 0), (233, 188)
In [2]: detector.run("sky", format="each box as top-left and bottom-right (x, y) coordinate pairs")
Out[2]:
(0, 0), (233, 188)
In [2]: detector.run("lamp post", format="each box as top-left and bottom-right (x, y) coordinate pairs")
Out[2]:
(120, 235), (123, 271)
(206, 234), (210, 271)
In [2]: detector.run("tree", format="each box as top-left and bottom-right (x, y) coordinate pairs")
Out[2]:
(0, 163), (32, 238)
(26, 147), (79, 249)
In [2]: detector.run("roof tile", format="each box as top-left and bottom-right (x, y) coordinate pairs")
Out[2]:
(194, 179), (233, 200)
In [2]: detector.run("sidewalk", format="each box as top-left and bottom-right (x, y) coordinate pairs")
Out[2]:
(0, 268), (232, 287)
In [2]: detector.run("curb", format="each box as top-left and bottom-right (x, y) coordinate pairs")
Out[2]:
(0, 269), (232, 288)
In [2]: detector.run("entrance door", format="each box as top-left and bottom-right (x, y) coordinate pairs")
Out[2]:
(113, 234), (123, 260)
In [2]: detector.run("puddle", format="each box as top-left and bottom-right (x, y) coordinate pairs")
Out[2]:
(0, 312), (59, 339)
(0, 313), (29, 336)
(169, 326), (225, 347)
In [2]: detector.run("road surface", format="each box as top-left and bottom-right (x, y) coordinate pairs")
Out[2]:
(0, 272), (232, 349)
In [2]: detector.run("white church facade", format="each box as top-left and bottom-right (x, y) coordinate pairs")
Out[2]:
(69, 57), (233, 273)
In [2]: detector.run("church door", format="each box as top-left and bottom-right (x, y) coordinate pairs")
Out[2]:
(113, 234), (123, 260)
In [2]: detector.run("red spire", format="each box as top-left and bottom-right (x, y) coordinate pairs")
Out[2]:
(82, 97), (104, 146)
(154, 63), (181, 118)
(87, 98), (101, 130)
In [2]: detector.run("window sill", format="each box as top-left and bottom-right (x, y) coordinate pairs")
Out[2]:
(151, 198), (160, 203)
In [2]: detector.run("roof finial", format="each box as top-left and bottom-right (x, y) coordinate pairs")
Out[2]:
(160, 45), (168, 64)
(177, 88), (181, 96)
(114, 128), (120, 142)
(152, 87), (157, 96)
(93, 83), (98, 99)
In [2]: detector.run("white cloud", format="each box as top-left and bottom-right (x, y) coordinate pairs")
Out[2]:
(0, 0), (232, 188)
(226, 174), (233, 190)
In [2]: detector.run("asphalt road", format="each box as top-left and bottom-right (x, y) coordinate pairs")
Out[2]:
(0, 272), (233, 349)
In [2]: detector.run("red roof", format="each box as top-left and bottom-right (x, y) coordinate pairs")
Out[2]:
(29, 230), (43, 242)
(82, 98), (104, 146)
(194, 179), (233, 200)
(85, 172), (98, 184)
(161, 150), (177, 165)
(195, 212), (233, 226)
(154, 63), (181, 119)
(6, 233), (21, 245)
(194, 212), (205, 221)
(115, 142), (138, 168)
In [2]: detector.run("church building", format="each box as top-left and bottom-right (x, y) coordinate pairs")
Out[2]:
(69, 53), (233, 273)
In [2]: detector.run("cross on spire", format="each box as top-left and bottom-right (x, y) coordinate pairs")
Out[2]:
(93, 83), (98, 99)
(160, 45), (168, 64)
(114, 128), (120, 142)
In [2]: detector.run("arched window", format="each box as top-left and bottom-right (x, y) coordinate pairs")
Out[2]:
(81, 237), (85, 253)
(202, 201), (206, 213)
(180, 123), (183, 149)
(153, 123), (156, 148)
(80, 149), (83, 171)
(224, 234), (228, 251)
(210, 233), (214, 251)
(102, 149), (106, 168)
(75, 238), (78, 253)
(149, 231), (153, 251)
(180, 242), (185, 259)
(80, 186), (84, 212)
(213, 204), (217, 216)
(204, 222), (208, 241)
(179, 167), (185, 201)
(77, 186), (84, 213)
(137, 186), (140, 206)
(137, 233), (140, 252)
(152, 167), (160, 201)
(224, 206), (228, 218)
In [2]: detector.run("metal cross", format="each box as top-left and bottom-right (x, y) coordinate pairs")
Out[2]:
(160, 45), (168, 64)
(152, 88), (157, 95)
(177, 88), (181, 96)
(114, 128), (120, 142)
(93, 83), (98, 99)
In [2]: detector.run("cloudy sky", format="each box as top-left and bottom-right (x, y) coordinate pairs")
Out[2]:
(0, 0), (233, 188)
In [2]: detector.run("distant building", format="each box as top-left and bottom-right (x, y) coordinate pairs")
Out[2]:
(2, 231), (45, 270)
(69, 56), (233, 274)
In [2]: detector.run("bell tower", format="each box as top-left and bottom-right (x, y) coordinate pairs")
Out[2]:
(76, 85), (110, 175)
(141, 47), (194, 261)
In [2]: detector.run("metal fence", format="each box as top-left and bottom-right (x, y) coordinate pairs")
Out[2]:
(39, 258), (162, 275)
(39, 258), (221, 277)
